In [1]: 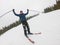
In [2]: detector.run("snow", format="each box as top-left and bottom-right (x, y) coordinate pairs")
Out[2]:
(0, 10), (60, 45)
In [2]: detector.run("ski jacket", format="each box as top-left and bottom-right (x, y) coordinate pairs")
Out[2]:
(13, 9), (29, 22)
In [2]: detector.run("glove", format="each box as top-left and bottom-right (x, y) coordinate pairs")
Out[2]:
(12, 9), (15, 11)
(27, 9), (29, 11)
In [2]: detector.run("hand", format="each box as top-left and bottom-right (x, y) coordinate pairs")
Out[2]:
(12, 9), (15, 11)
(27, 9), (29, 11)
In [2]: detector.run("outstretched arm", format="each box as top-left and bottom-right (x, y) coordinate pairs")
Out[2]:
(24, 9), (29, 15)
(13, 9), (19, 16)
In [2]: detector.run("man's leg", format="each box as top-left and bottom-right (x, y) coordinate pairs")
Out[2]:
(21, 21), (28, 38)
(22, 25), (28, 38)
(25, 21), (33, 35)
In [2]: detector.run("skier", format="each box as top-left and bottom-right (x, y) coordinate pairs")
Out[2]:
(12, 9), (33, 38)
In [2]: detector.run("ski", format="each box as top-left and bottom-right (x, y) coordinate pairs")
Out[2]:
(27, 37), (35, 44)
(33, 32), (41, 35)
(26, 32), (41, 44)
(28, 32), (41, 35)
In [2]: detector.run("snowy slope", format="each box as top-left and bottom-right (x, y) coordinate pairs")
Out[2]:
(0, 10), (60, 45)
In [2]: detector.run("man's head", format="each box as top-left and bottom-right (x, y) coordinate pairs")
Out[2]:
(20, 10), (23, 14)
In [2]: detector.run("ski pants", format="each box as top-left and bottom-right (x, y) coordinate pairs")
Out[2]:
(21, 21), (31, 38)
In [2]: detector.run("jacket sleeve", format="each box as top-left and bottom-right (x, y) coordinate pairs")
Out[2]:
(13, 9), (19, 16)
(24, 9), (29, 15)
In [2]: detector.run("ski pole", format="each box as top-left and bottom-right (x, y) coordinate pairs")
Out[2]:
(0, 10), (12, 18)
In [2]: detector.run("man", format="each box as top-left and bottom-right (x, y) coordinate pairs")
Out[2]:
(13, 9), (33, 38)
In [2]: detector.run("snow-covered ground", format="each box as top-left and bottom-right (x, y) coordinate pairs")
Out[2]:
(0, 10), (60, 45)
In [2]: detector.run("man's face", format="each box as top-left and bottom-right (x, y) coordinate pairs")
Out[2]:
(20, 11), (23, 14)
